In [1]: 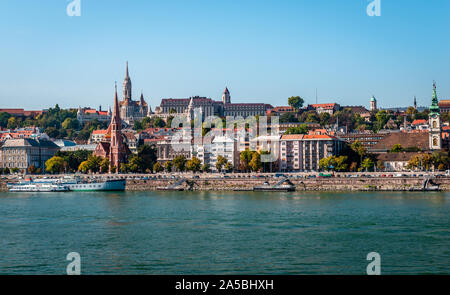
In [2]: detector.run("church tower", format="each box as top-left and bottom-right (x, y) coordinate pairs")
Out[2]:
(414, 96), (417, 110)
(110, 83), (127, 172)
(123, 61), (132, 101)
(222, 87), (231, 104)
(429, 81), (441, 150)
(370, 95), (377, 112)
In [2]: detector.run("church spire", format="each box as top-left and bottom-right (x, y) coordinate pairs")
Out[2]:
(123, 61), (132, 100)
(430, 81), (440, 115)
(112, 82), (121, 125)
(222, 87), (231, 104)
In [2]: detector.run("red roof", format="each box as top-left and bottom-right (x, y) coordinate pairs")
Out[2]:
(412, 119), (427, 125)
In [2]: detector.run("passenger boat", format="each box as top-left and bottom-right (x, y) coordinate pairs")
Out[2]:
(7, 181), (70, 192)
(59, 176), (126, 191)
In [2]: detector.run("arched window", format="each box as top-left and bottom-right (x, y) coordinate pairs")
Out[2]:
(432, 120), (437, 128)
(433, 137), (438, 146)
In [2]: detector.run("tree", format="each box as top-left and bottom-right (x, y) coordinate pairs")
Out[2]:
(7, 117), (18, 129)
(153, 162), (164, 173)
(390, 144), (403, 153)
(240, 149), (255, 172)
(249, 152), (262, 172)
(164, 161), (173, 172)
(216, 155), (228, 172)
(285, 124), (308, 135)
(173, 155), (187, 172)
(3, 167), (10, 175)
(361, 157), (375, 172)
(78, 161), (90, 173)
(186, 157), (202, 173)
(137, 144), (157, 172)
(224, 162), (233, 172)
(334, 156), (348, 172)
(201, 163), (210, 173)
(27, 164), (37, 174)
(319, 157), (331, 171)
(279, 113), (298, 123)
(375, 110), (390, 131)
(127, 154), (145, 173)
(100, 157), (110, 173)
(62, 117), (80, 130)
(351, 140), (367, 165)
(45, 156), (66, 174)
(86, 155), (102, 173)
(288, 96), (304, 110)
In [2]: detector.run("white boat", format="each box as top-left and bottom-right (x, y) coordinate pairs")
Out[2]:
(59, 176), (126, 191)
(7, 182), (70, 192)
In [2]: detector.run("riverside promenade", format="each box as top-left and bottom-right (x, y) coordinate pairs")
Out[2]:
(2, 172), (450, 192)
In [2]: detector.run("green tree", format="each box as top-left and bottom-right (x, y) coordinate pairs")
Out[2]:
(351, 140), (366, 165)
(62, 117), (80, 130)
(186, 157), (202, 173)
(0, 112), (12, 128)
(361, 157), (375, 172)
(201, 163), (210, 173)
(224, 162), (233, 172)
(249, 152), (262, 172)
(78, 161), (90, 173)
(285, 124), (308, 135)
(45, 156), (66, 174)
(173, 155), (187, 172)
(390, 144), (403, 153)
(215, 155), (228, 172)
(164, 161), (173, 172)
(3, 167), (10, 175)
(100, 157), (110, 173)
(153, 162), (164, 173)
(86, 155), (102, 173)
(288, 96), (304, 110)
(7, 117), (18, 129)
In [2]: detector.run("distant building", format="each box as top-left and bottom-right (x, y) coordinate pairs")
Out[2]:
(89, 129), (108, 144)
(0, 138), (60, 172)
(307, 103), (340, 115)
(429, 81), (441, 150)
(0, 109), (45, 117)
(77, 107), (111, 125)
(438, 100), (450, 112)
(267, 106), (296, 116)
(118, 62), (150, 125)
(158, 88), (273, 120)
(338, 132), (388, 151)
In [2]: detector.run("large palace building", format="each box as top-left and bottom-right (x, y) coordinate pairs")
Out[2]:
(156, 87), (273, 120)
(119, 62), (150, 125)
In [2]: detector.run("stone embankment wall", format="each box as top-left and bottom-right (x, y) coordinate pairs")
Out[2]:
(1, 176), (450, 192)
(125, 177), (450, 192)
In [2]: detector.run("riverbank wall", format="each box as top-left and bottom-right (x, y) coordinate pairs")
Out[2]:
(2, 175), (450, 192)
(125, 177), (450, 192)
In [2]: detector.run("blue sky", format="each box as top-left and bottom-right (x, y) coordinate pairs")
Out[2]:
(0, 0), (449, 110)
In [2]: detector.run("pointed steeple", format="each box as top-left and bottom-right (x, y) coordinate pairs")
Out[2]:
(112, 82), (121, 125)
(430, 81), (440, 115)
(123, 61), (132, 100)
(414, 96), (417, 110)
(222, 87), (231, 104)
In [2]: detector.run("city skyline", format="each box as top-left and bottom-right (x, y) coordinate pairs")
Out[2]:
(0, 0), (449, 110)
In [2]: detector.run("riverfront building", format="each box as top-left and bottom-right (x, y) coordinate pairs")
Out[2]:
(279, 134), (344, 172)
(0, 138), (59, 172)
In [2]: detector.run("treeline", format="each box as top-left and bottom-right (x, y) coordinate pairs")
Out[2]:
(0, 105), (108, 140)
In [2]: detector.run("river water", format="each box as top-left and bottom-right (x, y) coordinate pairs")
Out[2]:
(0, 191), (448, 274)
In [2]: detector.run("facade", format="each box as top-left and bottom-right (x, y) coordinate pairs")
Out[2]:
(338, 132), (388, 151)
(0, 109), (45, 117)
(438, 100), (450, 113)
(76, 107), (111, 125)
(209, 136), (240, 172)
(89, 129), (108, 144)
(159, 88), (273, 120)
(0, 138), (60, 172)
(307, 103), (340, 115)
(376, 152), (419, 172)
(118, 62), (150, 125)
(279, 134), (344, 172)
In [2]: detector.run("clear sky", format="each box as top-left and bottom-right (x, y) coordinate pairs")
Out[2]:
(0, 0), (449, 110)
